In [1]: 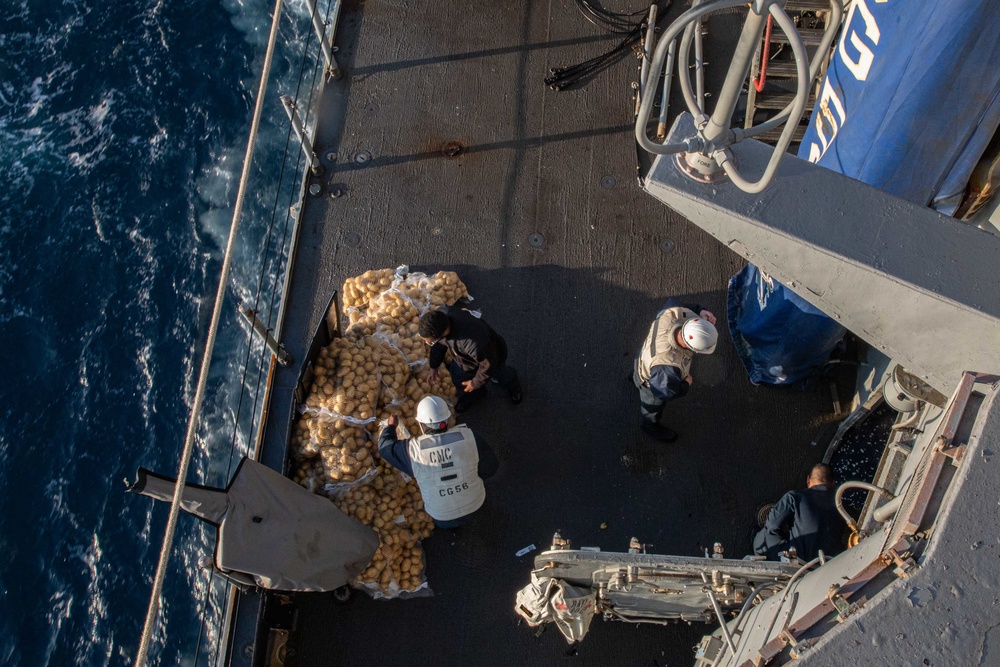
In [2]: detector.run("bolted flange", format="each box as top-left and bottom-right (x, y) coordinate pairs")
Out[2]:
(674, 150), (729, 184)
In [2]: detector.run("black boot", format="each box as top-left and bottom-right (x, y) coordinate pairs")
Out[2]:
(641, 420), (678, 443)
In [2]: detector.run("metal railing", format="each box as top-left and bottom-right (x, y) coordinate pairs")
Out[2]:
(135, 0), (345, 664)
(635, 0), (843, 193)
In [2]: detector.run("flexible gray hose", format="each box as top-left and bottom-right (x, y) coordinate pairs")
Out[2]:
(836, 481), (895, 530)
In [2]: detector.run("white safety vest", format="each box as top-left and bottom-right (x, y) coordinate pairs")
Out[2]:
(636, 306), (696, 386)
(408, 425), (486, 522)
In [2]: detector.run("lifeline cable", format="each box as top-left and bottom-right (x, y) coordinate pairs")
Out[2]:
(193, 2), (334, 663)
(197, 8), (331, 663)
(134, 0), (287, 664)
(243, 0), (329, 461)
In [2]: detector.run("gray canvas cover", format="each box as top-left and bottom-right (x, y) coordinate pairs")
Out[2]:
(129, 458), (379, 592)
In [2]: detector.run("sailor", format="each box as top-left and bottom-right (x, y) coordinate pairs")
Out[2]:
(419, 305), (522, 413)
(753, 463), (845, 561)
(378, 396), (498, 528)
(634, 298), (719, 442)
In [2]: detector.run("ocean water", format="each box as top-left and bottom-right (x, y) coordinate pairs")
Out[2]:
(0, 1), (328, 664)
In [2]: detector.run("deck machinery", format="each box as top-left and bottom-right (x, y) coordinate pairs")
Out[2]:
(514, 1), (1000, 664)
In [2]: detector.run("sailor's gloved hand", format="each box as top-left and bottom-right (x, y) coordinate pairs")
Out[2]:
(685, 374), (694, 385)
(428, 367), (440, 383)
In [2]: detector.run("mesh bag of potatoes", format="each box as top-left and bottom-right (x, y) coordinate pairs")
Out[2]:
(329, 460), (435, 598)
(342, 268), (395, 318)
(300, 337), (379, 426)
(342, 265), (469, 320)
(289, 265), (474, 599)
(288, 427), (326, 493)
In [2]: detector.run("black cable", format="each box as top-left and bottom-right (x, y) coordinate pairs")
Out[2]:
(547, 1), (668, 91)
(574, 0), (644, 34)
(546, 23), (643, 90)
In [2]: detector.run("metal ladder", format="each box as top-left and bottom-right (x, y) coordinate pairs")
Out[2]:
(744, 0), (837, 146)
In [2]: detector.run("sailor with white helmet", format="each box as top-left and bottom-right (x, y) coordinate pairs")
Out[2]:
(378, 396), (498, 528)
(634, 298), (719, 443)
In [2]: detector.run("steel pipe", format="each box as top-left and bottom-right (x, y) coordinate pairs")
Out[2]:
(636, 0), (845, 193)
(635, 0), (745, 155)
(873, 494), (905, 523)
(705, 586), (738, 653)
(715, 3), (808, 192)
(656, 38), (677, 138)
(640, 4), (658, 98)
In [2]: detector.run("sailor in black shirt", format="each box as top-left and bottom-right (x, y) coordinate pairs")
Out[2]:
(753, 463), (846, 561)
(418, 306), (522, 412)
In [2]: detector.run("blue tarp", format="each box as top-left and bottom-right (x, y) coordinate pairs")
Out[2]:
(730, 0), (1000, 385)
(799, 0), (1000, 213)
(727, 265), (846, 386)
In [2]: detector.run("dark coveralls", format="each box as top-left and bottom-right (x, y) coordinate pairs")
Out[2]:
(427, 305), (521, 408)
(377, 425), (499, 528)
(753, 485), (845, 561)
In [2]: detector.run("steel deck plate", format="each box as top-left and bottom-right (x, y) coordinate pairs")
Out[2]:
(247, 2), (842, 665)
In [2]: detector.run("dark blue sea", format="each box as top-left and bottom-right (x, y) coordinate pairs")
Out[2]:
(0, 1), (329, 664)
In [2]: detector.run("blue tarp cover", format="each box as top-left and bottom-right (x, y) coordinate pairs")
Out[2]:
(799, 0), (1000, 212)
(730, 0), (1000, 385)
(728, 265), (846, 386)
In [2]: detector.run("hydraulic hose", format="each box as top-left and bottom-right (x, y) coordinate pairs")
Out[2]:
(836, 481), (895, 533)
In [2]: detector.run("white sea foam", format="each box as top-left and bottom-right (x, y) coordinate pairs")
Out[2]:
(42, 588), (72, 666)
(46, 477), (82, 533)
(149, 117), (168, 163)
(136, 341), (154, 424)
(62, 91), (116, 172)
(72, 532), (112, 666)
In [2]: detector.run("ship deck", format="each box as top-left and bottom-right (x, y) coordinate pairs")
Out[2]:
(243, 2), (848, 665)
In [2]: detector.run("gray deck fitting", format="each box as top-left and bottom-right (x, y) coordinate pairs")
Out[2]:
(644, 112), (1000, 395)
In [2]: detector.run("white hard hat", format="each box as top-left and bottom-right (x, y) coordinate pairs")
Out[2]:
(416, 395), (451, 424)
(681, 317), (718, 354)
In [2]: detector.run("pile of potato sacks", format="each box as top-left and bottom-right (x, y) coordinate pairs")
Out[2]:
(289, 267), (469, 598)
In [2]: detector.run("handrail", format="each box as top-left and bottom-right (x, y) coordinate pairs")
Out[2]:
(715, 3), (809, 193)
(134, 0), (287, 664)
(740, 0), (843, 140)
(635, 0), (844, 193)
(636, 0), (742, 156)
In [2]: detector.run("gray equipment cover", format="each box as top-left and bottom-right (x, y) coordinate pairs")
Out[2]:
(514, 575), (596, 644)
(514, 573), (558, 626)
(128, 458), (379, 592)
(550, 580), (597, 644)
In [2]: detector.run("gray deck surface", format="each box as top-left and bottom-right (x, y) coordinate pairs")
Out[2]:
(251, 2), (844, 665)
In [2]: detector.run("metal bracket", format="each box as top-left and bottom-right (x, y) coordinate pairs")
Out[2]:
(785, 634), (817, 659)
(777, 629), (799, 648)
(936, 436), (967, 464)
(241, 307), (293, 366)
(882, 543), (919, 579)
(778, 623), (820, 658)
(551, 531), (572, 550)
(827, 584), (866, 623)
